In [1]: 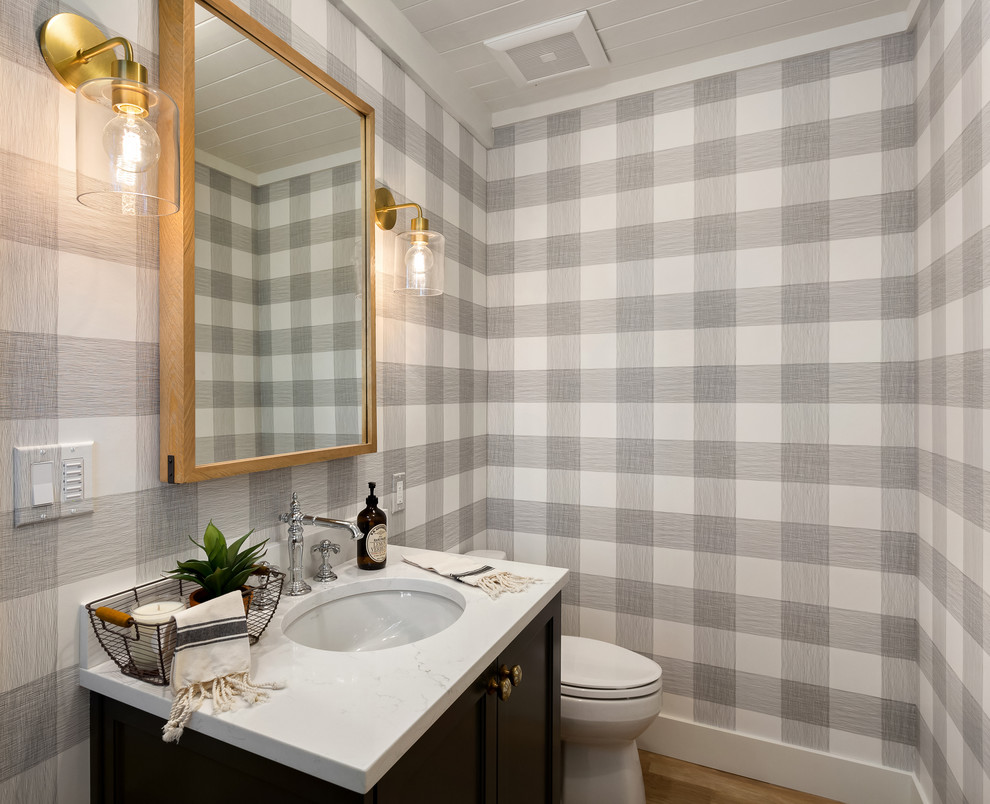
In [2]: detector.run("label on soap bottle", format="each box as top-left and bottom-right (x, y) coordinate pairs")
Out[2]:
(366, 524), (387, 563)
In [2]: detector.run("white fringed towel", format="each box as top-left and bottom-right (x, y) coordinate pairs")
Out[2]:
(403, 549), (538, 599)
(162, 591), (283, 743)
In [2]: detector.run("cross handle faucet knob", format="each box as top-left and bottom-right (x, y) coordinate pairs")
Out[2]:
(312, 539), (341, 583)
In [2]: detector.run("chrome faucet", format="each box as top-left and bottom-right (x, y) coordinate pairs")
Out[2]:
(278, 492), (364, 596)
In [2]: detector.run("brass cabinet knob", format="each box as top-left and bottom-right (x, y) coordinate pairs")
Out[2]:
(500, 664), (522, 687)
(488, 664), (522, 701)
(488, 675), (512, 701)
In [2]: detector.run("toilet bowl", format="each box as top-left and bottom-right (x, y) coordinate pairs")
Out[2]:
(560, 636), (662, 804)
(465, 549), (507, 560)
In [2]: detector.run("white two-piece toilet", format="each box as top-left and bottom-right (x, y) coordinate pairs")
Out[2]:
(560, 636), (663, 804)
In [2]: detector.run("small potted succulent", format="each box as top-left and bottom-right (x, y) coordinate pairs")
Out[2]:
(166, 521), (269, 607)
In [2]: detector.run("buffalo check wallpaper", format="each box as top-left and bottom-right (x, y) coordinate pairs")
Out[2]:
(914, 0), (990, 802)
(0, 0), (487, 799)
(194, 160), (366, 463)
(489, 0), (989, 801)
(0, 0), (988, 800)
(489, 24), (919, 776)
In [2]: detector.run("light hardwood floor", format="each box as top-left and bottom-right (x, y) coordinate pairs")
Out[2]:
(640, 750), (842, 804)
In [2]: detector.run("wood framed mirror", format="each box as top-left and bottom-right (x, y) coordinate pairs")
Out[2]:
(158, 0), (376, 483)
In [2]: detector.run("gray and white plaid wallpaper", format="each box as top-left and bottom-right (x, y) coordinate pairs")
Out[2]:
(0, 0), (487, 798)
(3, 0), (988, 798)
(195, 159), (365, 463)
(488, 33), (920, 773)
(195, 162), (259, 463)
(914, 0), (990, 802)
(254, 161), (365, 456)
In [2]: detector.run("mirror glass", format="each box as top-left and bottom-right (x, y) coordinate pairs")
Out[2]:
(192, 4), (366, 465)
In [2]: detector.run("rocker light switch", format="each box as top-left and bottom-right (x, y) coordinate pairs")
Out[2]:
(31, 462), (55, 506)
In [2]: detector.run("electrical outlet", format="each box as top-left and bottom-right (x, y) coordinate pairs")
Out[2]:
(393, 473), (406, 512)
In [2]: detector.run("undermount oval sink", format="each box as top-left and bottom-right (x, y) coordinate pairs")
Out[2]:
(282, 578), (466, 652)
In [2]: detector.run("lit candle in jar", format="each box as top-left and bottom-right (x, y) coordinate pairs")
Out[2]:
(130, 601), (184, 674)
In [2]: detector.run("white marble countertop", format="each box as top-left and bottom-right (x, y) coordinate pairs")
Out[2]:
(79, 546), (569, 793)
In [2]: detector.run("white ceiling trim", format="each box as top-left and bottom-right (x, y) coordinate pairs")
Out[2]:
(256, 149), (364, 185)
(492, 11), (908, 127)
(195, 147), (364, 187)
(328, 1), (913, 149)
(195, 148), (262, 185)
(328, 0), (495, 147)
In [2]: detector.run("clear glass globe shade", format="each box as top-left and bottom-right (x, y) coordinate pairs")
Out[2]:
(102, 113), (161, 174)
(405, 242), (434, 280)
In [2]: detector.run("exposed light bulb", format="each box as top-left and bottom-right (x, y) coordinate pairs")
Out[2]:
(404, 241), (434, 289)
(103, 113), (160, 179)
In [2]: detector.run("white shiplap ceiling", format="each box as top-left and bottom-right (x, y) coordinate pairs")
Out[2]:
(323, 0), (919, 144)
(391, 0), (910, 113)
(194, 4), (360, 180)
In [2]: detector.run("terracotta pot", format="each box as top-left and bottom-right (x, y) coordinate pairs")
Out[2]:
(188, 586), (253, 611)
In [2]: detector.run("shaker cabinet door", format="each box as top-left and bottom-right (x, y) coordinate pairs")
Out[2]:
(379, 592), (561, 804)
(374, 666), (497, 804)
(495, 595), (561, 804)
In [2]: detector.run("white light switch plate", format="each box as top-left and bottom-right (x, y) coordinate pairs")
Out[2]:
(13, 442), (94, 527)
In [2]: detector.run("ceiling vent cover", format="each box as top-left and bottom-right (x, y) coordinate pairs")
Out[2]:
(484, 11), (608, 87)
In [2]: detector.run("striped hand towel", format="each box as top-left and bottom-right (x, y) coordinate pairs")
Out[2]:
(402, 549), (538, 599)
(162, 590), (283, 743)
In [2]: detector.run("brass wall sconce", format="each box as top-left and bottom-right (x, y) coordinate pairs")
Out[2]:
(39, 13), (179, 216)
(374, 188), (444, 296)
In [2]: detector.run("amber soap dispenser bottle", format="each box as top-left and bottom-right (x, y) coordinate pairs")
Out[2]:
(356, 481), (387, 570)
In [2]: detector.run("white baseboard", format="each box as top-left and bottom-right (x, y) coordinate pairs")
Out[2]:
(637, 714), (929, 804)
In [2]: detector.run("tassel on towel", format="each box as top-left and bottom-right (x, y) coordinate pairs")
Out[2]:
(403, 549), (539, 599)
(162, 591), (283, 743)
(471, 571), (538, 598)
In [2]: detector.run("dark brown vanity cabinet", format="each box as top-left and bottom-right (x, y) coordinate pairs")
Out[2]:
(91, 594), (561, 804)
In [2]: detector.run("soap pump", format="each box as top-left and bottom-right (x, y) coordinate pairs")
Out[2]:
(356, 481), (387, 570)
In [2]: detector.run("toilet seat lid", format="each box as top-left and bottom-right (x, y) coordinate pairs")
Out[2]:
(561, 636), (661, 691)
(561, 678), (662, 700)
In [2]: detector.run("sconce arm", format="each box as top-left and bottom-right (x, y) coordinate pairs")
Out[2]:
(73, 35), (135, 66)
(374, 187), (430, 231)
(376, 200), (423, 218)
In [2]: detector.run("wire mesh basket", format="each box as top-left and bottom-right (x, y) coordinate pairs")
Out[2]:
(86, 568), (284, 686)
